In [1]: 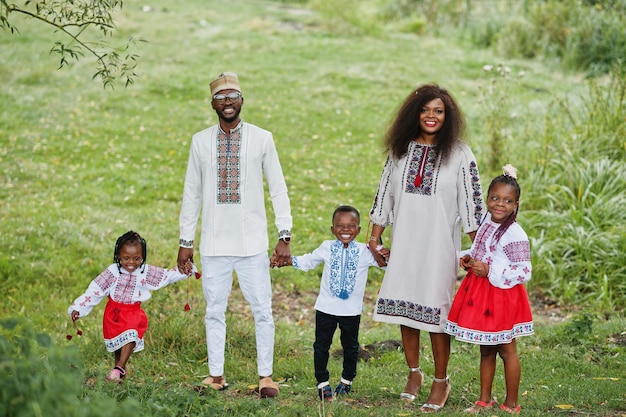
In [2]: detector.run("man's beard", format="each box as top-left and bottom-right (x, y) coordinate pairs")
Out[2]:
(216, 107), (241, 123)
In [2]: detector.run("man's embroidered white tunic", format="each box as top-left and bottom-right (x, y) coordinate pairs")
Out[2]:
(179, 122), (292, 256)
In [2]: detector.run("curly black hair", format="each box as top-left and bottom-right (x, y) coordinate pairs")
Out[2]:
(384, 84), (466, 163)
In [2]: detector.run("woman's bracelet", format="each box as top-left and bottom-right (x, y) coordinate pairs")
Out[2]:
(369, 236), (379, 241)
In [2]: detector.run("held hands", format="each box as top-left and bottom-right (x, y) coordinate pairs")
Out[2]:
(270, 254), (292, 268)
(71, 310), (80, 322)
(177, 247), (194, 275)
(460, 255), (490, 277)
(270, 240), (292, 268)
(460, 254), (473, 271)
(368, 243), (390, 267)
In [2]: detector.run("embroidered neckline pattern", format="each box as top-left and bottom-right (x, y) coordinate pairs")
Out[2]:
(405, 142), (440, 195)
(328, 240), (360, 300)
(217, 125), (242, 204)
(472, 222), (496, 262)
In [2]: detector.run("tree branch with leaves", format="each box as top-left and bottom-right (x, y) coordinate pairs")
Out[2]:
(1, 0), (143, 88)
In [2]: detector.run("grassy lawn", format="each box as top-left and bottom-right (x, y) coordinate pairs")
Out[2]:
(1, 0), (624, 416)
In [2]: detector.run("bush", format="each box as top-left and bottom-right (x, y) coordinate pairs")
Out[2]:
(502, 0), (626, 75)
(523, 70), (626, 313)
(0, 318), (143, 417)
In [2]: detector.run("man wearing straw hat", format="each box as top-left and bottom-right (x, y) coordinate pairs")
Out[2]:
(177, 72), (292, 398)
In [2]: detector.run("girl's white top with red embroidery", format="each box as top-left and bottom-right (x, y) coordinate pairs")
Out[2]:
(67, 264), (192, 318)
(468, 212), (532, 289)
(445, 212), (533, 345)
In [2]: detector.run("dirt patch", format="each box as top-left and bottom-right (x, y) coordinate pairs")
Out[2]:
(271, 285), (571, 325)
(608, 332), (626, 347)
(228, 284), (572, 329)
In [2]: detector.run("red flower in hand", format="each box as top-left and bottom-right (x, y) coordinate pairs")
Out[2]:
(195, 272), (201, 279)
(66, 318), (83, 340)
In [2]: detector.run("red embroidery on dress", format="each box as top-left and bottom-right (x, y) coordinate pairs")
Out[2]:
(473, 223), (495, 261)
(95, 269), (116, 291)
(406, 144), (438, 195)
(414, 147), (429, 187)
(145, 265), (166, 287)
(113, 273), (137, 303)
(503, 241), (531, 262)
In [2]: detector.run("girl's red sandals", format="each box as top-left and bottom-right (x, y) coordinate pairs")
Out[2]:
(464, 399), (495, 414)
(500, 404), (522, 414)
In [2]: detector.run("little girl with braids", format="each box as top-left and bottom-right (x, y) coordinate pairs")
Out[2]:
(445, 165), (533, 414)
(68, 230), (197, 382)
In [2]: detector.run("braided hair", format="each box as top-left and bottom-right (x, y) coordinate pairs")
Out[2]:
(487, 173), (521, 244)
(113, 230), (147, 273)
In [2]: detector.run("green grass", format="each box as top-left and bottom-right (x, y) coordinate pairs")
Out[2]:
(1, 0), (625, 415)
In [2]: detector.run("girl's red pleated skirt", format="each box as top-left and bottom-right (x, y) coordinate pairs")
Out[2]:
(445, 270), (534, 345)
(102, 298), (148, 353)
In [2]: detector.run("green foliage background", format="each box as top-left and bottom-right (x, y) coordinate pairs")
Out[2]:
(1, 0), (624, 416)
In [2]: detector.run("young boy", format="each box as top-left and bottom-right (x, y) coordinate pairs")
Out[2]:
(272, 205), (388, 400)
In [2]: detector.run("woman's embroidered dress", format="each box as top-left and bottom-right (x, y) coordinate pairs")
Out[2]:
(370, 142), (483, 332)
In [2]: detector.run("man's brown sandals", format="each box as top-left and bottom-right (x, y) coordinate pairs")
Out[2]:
(259, 376), (280, 398)
(200, 375), (229, 391)
(199, 375), (279, 398)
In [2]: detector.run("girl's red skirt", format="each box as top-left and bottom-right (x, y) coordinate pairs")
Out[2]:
(445, 270), (534, 345)
(102, 298), (148, 352)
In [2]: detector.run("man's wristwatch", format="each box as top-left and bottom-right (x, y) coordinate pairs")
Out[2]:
(279, 237), (291, 244)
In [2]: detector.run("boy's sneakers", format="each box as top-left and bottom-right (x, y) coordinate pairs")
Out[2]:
(317, 382), (333, 401)
(334, 378), (352, 395)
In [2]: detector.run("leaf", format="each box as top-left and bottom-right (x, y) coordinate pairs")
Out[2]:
(1, 318), (19, 330)
(35, 332), (52, 347)
(555, 404), (575, 409)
